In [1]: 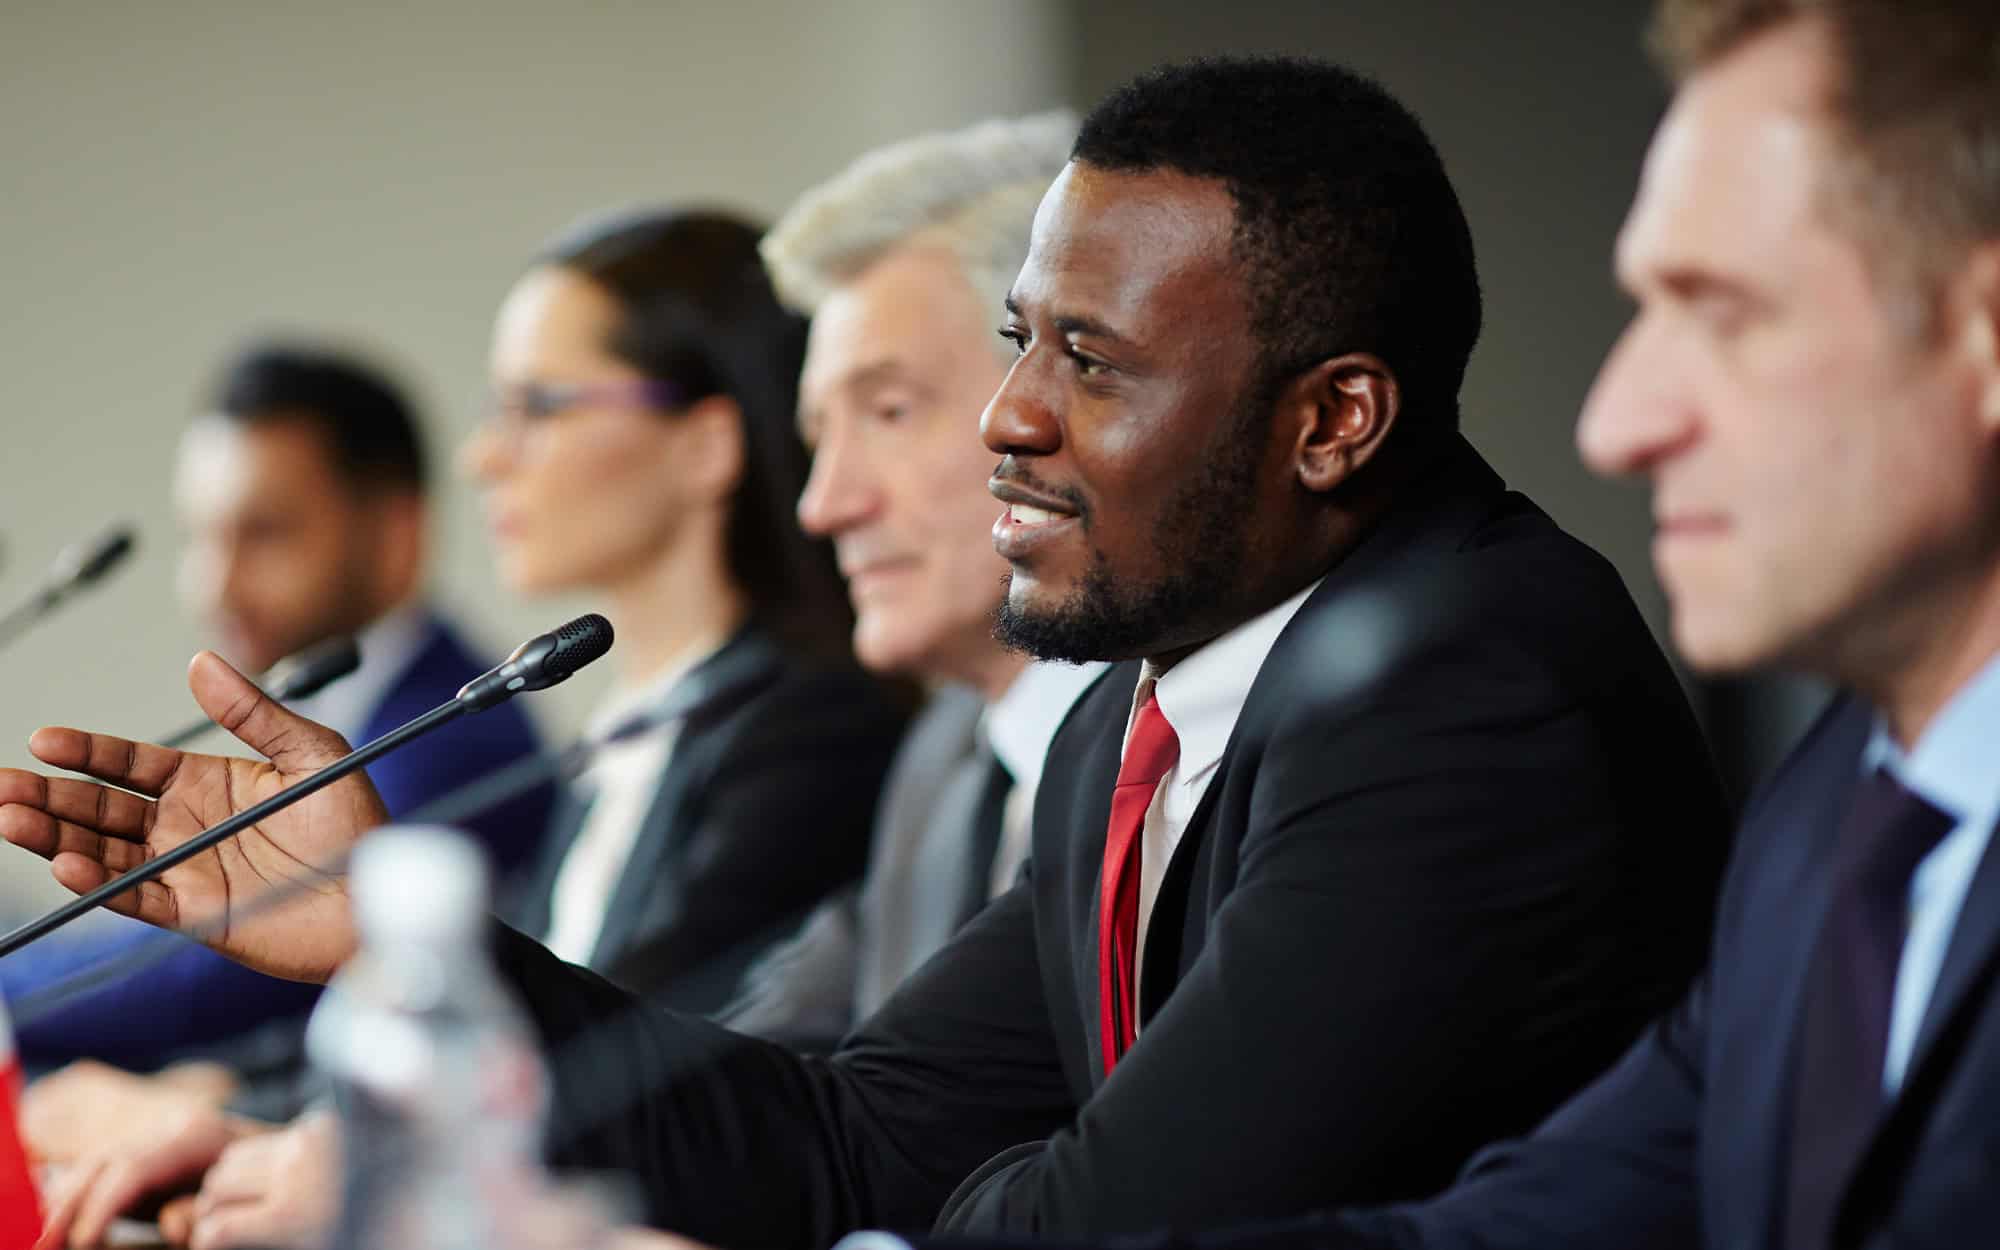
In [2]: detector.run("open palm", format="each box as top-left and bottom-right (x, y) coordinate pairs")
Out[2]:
(0, 651), (387, 984)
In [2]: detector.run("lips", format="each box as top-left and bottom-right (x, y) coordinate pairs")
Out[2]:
(988, 476), (1082, 561)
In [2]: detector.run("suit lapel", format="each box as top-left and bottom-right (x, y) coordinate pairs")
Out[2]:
(578, 628), (785, 969)
(1732, 750), (1865, 1244)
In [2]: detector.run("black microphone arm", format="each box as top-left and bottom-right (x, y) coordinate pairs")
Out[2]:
(157, 635), (364, 750)
(6, 647), (714, 1028)
(0, 521), (137, 649)
(0, 613), (612, 960)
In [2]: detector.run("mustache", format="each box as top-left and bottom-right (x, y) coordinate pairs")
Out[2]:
(991, 457), (1091, 521)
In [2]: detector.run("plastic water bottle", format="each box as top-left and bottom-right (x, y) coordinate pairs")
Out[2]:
(307, 825), (549, 1250)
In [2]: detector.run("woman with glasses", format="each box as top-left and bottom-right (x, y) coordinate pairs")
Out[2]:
(464, 207), (907, 1012)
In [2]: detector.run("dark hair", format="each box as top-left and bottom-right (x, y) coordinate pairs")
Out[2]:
(1073, 56), (1483, 433)
(539, 208), (854, 660)
(208, 343), (428, 493)
(1651, 0), (2000, 316)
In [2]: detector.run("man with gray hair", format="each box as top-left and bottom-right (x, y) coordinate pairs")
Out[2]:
(720, 110), (1105, 1047)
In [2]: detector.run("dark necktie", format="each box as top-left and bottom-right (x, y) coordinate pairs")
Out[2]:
(1098, 691), (1178, 1077)
(1785, 767), (1953, 1250)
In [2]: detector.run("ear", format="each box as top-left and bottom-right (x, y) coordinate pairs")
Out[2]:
(1957, 242), (2000, 435)
(677, 394), (747, 504)
(372, 491), (428, 599)
(1279, 353), (1401, 493)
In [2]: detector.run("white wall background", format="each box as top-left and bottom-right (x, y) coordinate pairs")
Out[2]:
(0, 0), (1074, 916)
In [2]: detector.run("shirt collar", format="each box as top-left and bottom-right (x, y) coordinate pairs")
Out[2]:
(1863, 647), (2000, 832)
(1130, 578), (1322, 784)
(984, 659), (1108, 792)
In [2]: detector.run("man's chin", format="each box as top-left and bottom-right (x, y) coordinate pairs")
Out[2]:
(1670, 607), (1781, 677)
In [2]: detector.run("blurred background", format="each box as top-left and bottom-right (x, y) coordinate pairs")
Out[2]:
(0, 0), (1822, 917)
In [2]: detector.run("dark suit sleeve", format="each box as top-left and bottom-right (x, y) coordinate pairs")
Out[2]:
(883, 932), (1711, 1250)
(493, 874), (1079, 1248)
(941, 611), (1712, 1235)
(595, 672), (899, 1013)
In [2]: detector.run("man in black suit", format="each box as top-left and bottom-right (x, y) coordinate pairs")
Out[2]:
(845, 4), (2000, 1249)
(0, 58), (1727, 1249)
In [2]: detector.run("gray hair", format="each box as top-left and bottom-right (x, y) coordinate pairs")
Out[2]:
(762, 110), (1078, 357)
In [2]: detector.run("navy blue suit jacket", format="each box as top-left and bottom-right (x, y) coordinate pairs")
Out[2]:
(4, 613), (552, 1069)
(911, 694), (2000, 1250)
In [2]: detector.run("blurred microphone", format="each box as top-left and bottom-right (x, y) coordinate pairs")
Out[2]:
(157, 636), (363, 749)
(4, 638), (777, 1027)
(0, 614), (613, 958)
(0, 521), (137, 649)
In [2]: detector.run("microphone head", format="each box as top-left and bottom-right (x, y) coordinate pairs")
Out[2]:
(266, 636), (362, 702)
(49, 522), (136, 588)
(535, 612), (615, 684)
(455, 613), (614, 711)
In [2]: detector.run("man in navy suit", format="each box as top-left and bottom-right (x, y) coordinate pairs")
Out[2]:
(6, 343), (549, 1094)
(837, 2), (2000, 1248)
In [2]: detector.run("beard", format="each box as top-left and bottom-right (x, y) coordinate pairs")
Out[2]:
(993, 404), (1266, 664)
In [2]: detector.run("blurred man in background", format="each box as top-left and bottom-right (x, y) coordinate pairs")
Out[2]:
(12, 343), (551, 1147)
(721, 110), (1106, 1049)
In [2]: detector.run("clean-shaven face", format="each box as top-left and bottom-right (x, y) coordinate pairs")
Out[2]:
(795, 244), (1014, 678)
(1578, 18), (1999, 679)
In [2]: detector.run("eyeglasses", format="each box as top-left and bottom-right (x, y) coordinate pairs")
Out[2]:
(486, 379), (685, 427)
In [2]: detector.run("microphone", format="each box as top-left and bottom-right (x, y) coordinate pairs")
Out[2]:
(0, 613), (613, 959)
(457, 612), (614, 710)
(0, 521), (137, 649)
(157, 636), (363, 749)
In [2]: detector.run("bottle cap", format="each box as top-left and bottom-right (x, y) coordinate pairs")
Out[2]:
(350, 824), (490, 943)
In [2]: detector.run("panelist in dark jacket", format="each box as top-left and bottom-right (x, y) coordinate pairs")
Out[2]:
(0, 58), (1727, 1248)
(469, 208), (908, 1016)
(846, 4), (2000, 1249)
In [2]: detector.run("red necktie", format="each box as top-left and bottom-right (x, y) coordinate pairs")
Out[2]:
(1099, 691), (1179, 1076)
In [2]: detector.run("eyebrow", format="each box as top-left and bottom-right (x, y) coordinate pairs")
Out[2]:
(1004, 294), (1136, 350)
(797, 359), (928, 439)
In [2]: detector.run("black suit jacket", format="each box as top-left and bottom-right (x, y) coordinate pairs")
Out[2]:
(1157, 692), (1996, 1250)
(491, 439), (1730, 1247)
(506, 625), (908, 1015)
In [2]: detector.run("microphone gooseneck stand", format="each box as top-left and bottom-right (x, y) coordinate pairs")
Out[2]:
(0, 612), (613, 961)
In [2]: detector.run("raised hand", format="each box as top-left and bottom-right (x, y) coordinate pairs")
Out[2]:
(0, 650), (388, 984)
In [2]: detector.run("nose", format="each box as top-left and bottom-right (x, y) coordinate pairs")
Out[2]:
(980, 354), (1060, 458)
(796, 418), (879, 538)
(1576, 312), (1700, 479)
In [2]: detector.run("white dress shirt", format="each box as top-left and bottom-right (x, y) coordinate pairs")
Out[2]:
(1125, 579), (1320, 1003)
(982, 659), (1109, 898)
(541, 638), (725, 966)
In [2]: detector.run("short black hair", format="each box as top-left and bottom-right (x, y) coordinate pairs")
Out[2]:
(1073, 56), (1483, 430)
(208, 343), (428, 493)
